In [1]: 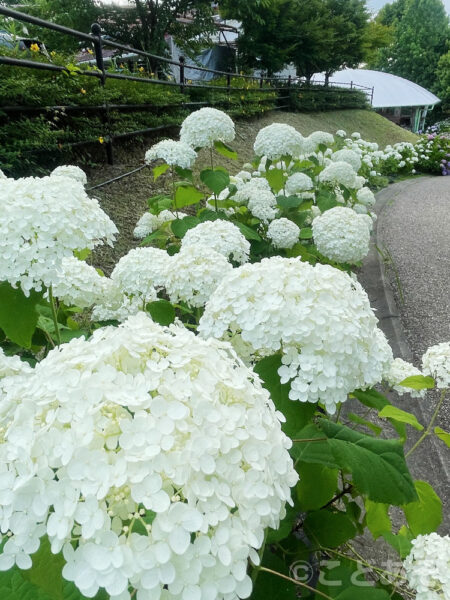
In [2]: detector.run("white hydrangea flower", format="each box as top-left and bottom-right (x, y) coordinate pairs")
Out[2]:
(267, 218), (300, 249)
(50, 165), (87, 186)
(336, 130), (347, 138)
(254, 124), (304, 159)
(165, 244), (232, 307)
(422, 342), (450, 389)
(50, 256), (110, 308)
(199, 257), (392, 413)
(386, 358), (426, 398)
(133, 210), (177, 239)
(180, 108), (235, 149)
(181, 220), (250, 264)
(356, 187), (376, 207)
(0, 176), (117, 295)
(354, 175), (366, 190)
(247, 190), (277, 223)
(91, 291), (145, 323)
(0, 348), (32, 378)
(112, 246), (171, 295)
(318, 161), (358, 189)
(144, 139), (197, 169)
(285, 173), (314, 195)
(312, 206), (371, 264)
(305, 131), (335, 152)
(404, 533), (450, 600)
(233, 177), (271, 203)
(351, 132), (361, 139)
(331, 149), (361, 172)
(0, 313), (297, 599)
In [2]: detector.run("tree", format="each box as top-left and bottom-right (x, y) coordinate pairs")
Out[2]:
(99, 1), (215, 67)
(370, 0), (449, 91)
(436, 49), (450, 114)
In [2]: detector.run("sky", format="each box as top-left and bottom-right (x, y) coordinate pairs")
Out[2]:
(367, 0), (450, 13)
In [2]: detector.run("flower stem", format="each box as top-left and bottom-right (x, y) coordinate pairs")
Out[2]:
(48, 286), (61, 346)
(171, 166), (178, 218)
(405, 388), (446, 458)
(209, 147), (218, 212)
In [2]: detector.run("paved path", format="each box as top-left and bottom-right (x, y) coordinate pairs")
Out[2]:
(359, 176), (450, 532)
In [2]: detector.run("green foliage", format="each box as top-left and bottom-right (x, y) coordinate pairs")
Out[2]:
(200, 168), (230, 195)
(288, 85), (369, 112)
(146, 299), (176, 326)
(0, 283), (42, 348)
(402, 480), (443, 536)
(296, 463), (338, 510)
(378, 405), (424, 431)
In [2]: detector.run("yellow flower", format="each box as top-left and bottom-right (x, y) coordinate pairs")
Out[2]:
(240, 95), (245, 100)
(187, 79), (192, 84)
(98, 136), (104, 144)
(119, 63), (125, 69)
(30, 43), (39, 52)
(80, 88), (86, 94)
(87, 48), (93, 55)
(139, 66), (145, 72)
(50, 50), (56, 57)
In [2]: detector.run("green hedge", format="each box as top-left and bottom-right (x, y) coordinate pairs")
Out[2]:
(288, 84), (369, 112)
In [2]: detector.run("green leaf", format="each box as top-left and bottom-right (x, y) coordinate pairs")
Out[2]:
(266, 502), (300, 543)
(174, 166), (193, 182)
(214, 140), (237, 160)
(200, 168), (230, 195)
(402, 480), (442, 536)
(175, 184), (204, 208)
(147, 300), (176, 326)
(398, 375), (435, 390)
(299, 227), (313, 240)
(290, 423), (338, 468)
(347, 413), (382, 436)
(296, 463), (338, 510)
(252, 553), (296, 600)
(235, 221), (262, 241)
(147, 193), (172, 210)
(0, 282), (42, 348)
(198, 209), (224, 222)
(276, 195), (304, 209)
(318, 420), (417, 504)
(365, 499), (391, 540)
(317, 564), (390, 599)
(378, 406), (424, 431)
(434, 426), (450, 447)
(304, 510), (356, 548)
(352, 388), (391, 410)
(382, 529), (413, 558)
(265, 168), (286, 193)
(254, 355), (316, 437)
(317, 192), (339, 213)
(153, 163), (170, 181)
(170, 216), (200, 239)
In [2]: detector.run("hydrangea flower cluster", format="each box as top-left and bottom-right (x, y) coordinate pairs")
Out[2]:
(233, 177), (271, 203)
(385, 358), (426, 398)
(356, 187), (376, 207)
(112, 247), (171, 296)
(181, 220), (250, 264)
(0, 313), (298, 600)
(133, 210), (177, 239)
(50, 256), (110, 308)
(0, 175), (117, 295)
(144, 140), (197, 169)
(403, 533), (450, 600)
(165, 244), (232, 308)
(199, 257), (392, 413)
(253, 123), (304, 159)
(304, 131), (334, 152)
(267, 218), (300, 249)
(50, 165), (87, 186)
(285, 172), (314, 195)
(318, 161), (358, 189)
(247, 189), (277, 223)
(331, 149), (362, 172)
(312, 206), (372, 264)
(180, 108), (235, 149)
(422, 342), (450, 389)
(0, 348), (32, 378)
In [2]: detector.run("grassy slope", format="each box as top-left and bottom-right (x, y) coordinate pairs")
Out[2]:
(89, 109), (418, 273)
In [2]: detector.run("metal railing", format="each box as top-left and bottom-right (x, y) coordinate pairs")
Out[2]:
(0, 5), (373, 168)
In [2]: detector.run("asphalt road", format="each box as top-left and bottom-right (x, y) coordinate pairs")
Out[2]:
(359, 176), (450, 532)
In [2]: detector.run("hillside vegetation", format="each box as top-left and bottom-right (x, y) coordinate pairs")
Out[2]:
(88, 109), (418, 273)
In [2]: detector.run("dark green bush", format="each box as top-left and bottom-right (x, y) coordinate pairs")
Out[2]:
(288, 84), (369, 112)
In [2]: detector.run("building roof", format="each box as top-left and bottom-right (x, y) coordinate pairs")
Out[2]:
(314, 68), (440, 108)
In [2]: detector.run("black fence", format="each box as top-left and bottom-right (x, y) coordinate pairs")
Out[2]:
(0, 5), (374, 171)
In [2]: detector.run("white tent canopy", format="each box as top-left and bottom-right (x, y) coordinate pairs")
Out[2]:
(312, 68), (440, 109)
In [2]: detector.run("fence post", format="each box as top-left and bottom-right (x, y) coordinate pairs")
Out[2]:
(179, 55), (185, 93)
(287, 74), (292, 110)
(91, 22), (114, 165)
(259, 72), (264, 89)
(350, 80), (353, 90)
(370, 86), (374, 106)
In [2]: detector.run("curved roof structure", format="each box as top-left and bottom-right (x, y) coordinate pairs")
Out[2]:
(313, 68), (440, 108)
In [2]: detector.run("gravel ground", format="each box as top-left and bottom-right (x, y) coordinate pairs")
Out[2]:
(360, 176), (450, 533)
